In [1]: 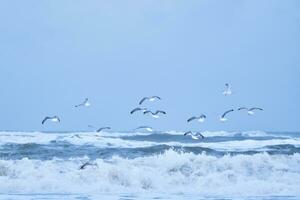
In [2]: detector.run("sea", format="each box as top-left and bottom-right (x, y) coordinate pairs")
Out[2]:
(0, 130), (299, 200)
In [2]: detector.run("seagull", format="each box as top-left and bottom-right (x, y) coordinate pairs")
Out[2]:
(97, 127), (111, 132)
(222, 83), (232, 96)
(187, 114), (206, 123)
(220, 109), (234, 122)
(143, 110), (166, 118)
(184, 131), (205, 140)
(238, 107), (263, 115)
(42, 116), (60, 124)
(75, 98), (91, 108)
(139, 96), (161, 105)
(134, 126), (153, 132)
(79, 161), (98, 170)
(130, 107), (148, 114)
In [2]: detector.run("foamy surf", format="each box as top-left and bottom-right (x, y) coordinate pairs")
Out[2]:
(0, 150), (300, 197)
(0, 131), (299, 199)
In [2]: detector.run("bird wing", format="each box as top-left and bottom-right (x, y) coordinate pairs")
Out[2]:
(152, 96), (161, 100)
(135, 126), (146, 129)
(130, 107), (141, 114)
(135, 126), (153, 131)
(79, 162), (90, 170)
(184, 131), (192, 136)
(139, 97), (149, 105)
(222, 109), (234, 118)
(97, 127), (111, 132)
(75, 98), (88, 107)
(143, 110), (152, 115)
(249, 107), (263, 111)
(42, 117), (50, 124)
(156, 110), (166, 115)
(200, 114), (206, 119)
(195, 132), (205, 139)
(187, 116), (197, 122)
(75, 102), (84, 107)
(238, 107), (248, 111)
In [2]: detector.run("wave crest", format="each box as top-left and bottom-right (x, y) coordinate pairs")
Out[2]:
(0, 150), (300, 196)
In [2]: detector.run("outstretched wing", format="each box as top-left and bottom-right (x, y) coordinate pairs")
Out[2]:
(195, 132), (205, 139)
(97, 127), (111, 132)
(249, 107), (263, 111)
(42, 117), (50, 124)
(139, 97), (149, 105)
(143, 110), (153, 115)
(152, 96), (161, 100)
(156, 110), (166, 115)
(75, 98), (88, 107)
(184, 131), (192, 136)
(238, 107), (248, 111)
(187, 116), (197, 123)
(55, 116), (61, 122)
(130, 107), (142, 114)
(222, 109), (234, 118)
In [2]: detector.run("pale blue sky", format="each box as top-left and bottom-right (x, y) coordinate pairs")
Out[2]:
(0, 0), (299, 132)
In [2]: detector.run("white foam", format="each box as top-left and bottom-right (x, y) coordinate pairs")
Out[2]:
(0, 151), (300, 196)
(166, 138), (300, 151)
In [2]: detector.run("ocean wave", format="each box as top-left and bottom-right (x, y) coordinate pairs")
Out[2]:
(1, 132), (300, 152)
(0, 150), (300, 196)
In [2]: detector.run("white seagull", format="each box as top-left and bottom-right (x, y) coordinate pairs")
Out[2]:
(139, 96), (161, 105)
(134, 126), (154, 132)
(220, 109), (234, 122)
(238, 107), (263, 115)
(222, 83), (232, 96)
(143, 110), (166, 118)
(184, 131), (205, 140)
(75, 98), (91, 108)
(42, 116), (60, 124)
(187, 114), (206, 123)
(130, 107), (148, 114)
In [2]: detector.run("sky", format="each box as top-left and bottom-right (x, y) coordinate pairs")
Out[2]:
(0, 0), (299, 132)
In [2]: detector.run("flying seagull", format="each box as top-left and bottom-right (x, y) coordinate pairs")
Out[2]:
(144, 110), (166, 118)
(184, 131), (205, 140)
(187, 114), (206, 123)
(130, 107), (148, 114)
(97, 127), (111, 132)
(134, 126), (153, 132)
(238, 107), (263, 115)
(222, 83), (232, 96)
(220, 109), (234, 122)
(139, 96), (161, 105)
(79, 161), (98, 170)
(75, 98), (91, 108)
(42, 116), (60, 124)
